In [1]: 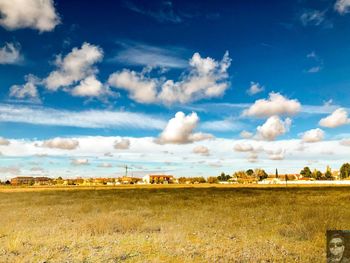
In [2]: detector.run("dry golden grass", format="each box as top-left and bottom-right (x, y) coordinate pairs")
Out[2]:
(1, 185), (350, 262)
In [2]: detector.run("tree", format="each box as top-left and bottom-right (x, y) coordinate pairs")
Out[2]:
(178, 177), (187, 184)
(246, 169), (254, 176)
(340, 163), (350, 179)
(300, 167), (312, 178)
(325, 170), (333, 180)
(254, 169), (268, 181)
(207, 177), (219, 184)
(217, 172), (231, 181)
(234, 171), (247, 179)
(275, 169), (278, 178)
(312, 169), (322, 180)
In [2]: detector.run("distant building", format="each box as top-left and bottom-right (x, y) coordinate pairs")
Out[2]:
(143, 174), (174, 184)
(33, 177), (53, 185)
(11, 177), (34, 186)
(118, 176), (142, 184)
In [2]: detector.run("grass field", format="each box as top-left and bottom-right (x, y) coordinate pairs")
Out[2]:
(1, 185), (350, 262)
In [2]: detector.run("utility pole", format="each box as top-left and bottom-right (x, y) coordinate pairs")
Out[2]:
(125, 165), (128, 177)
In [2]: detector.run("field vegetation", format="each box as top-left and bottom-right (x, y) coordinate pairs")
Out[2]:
(1, 185), (350, 262)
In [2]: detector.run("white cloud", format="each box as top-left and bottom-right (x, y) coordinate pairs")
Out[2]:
(108, 69), (158, 104)
(108, 51), (231, 105)
(0, 0), (60, 32)
(335, 0), (350, 14)
(123, 0), (182, 24)
(42, 137), (79, 150)
(9, 74), (40, 102)
(233, 142), (253, 152)
(71, 75), (105, 97)
(112, 40), (187, 68)
(256, 116), (292, 141)
(0, 166), (20, 175)
(71, 158), (89, 166)
(193, 145), (209, 156)
(240, 130), (253, 139)
(156, 111), (212, 144)
(301, 128), (325, 143)
(265, 148), (285, 160)
(0, 42), (22, 64)
(0, 137), (10, 145)
(200, 119), (243, 132)
(340, 139), (350, 146)
(248, 152), (258, 163)
(0, 103), (166, 130)
(307, 66), (322, 73)
(45, 43), (103, 92)
(114, 138), (130, 150)
(247, 82), (264, 95)
(319, 108), (350, 128)
(306, 51), (323, 73)
(300, 10), (325, 26)
(243, 92), (301, 118)
(98, 162), (113, 168)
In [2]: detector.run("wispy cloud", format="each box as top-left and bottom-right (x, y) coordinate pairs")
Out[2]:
(123, 0), (182, 23)
(111, 40), (188, 68)
(0, 103), (166, 130)
(305, 51), (323, 74)
(300, 9), (333, 28)
(185, 102), (349, 117)
(200, 119), (244, 132)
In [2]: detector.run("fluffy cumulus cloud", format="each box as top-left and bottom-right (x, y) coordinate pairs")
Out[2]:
(0, 137), (10, 146)
(156, 112), (213, 144)
(340, 139), (350, 146)
(243, 92), (301, 118)
(71, 75), (104, 97)
(42, 137), (79, 150)
(319, 108), (350, 128)
(0, 42), (22, 64)
(256, 116), (292, 141)
(71, 158), (89, 166)
(265, 148), (285, 160)
(114, 138), (130, 149)
(301, 128), (325, 143)
(335, 0), (350, 14)
(233, 142), (253, 152)
(247, 152), (258, 163)
(193, 145), (209, 156)
(9, 74), (40, 101)
(240, 130), (254, 139)
(45, 43), (104, 93)
(108, 51), (231, 105)
(247, 82), (264, 95)
(0, 0), (60, 32)
(108, 69), (158, 103)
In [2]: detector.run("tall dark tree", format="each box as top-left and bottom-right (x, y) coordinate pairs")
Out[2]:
(246, 169), (254, 176)
(340, 163), (350, 179)
(300, 167), (312, 178)
(325, 170), (332, 180)
(275, 169), (278, 178)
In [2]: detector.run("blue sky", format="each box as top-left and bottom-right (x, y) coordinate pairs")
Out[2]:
(0, 0), (350, 179)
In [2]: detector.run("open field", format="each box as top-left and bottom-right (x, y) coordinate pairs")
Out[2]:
(1, 186), (350, 262)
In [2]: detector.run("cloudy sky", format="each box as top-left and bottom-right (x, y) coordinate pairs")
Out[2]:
(0, 0), (350, 179)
